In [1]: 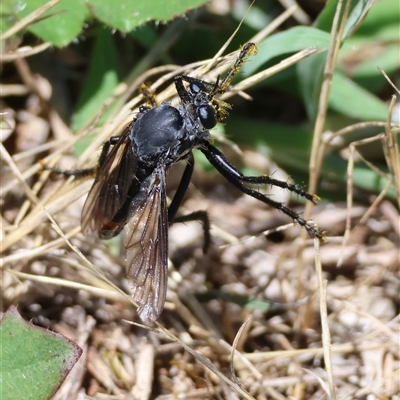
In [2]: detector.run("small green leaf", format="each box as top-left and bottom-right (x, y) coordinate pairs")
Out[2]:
(352, 164), (396, 196)
(89, 0), (208, 32)
(0, 306), (82, 400)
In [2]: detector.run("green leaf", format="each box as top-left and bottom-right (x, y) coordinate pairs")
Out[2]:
(16, 0), (88, 47)
(315, 0), (342, 32)
(5, 0), (209, 47)
(329, 72), (388, 120)
(71, 27), (120, 132)
(297, 58), (390, 122)
(1, 0), (20, 37)
(343, 0), (376, 38)
(89, 0), (208, 32)
(245, 26), (333, 75)
(0, 306), (82, 400)
(314, 0), (375, 39)
(353, 0), (400, 36)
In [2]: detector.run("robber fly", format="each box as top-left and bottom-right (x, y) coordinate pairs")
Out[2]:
(45, 43), (324, 324)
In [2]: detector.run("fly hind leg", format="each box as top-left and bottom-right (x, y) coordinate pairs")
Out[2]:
(172, 211), (211, 254)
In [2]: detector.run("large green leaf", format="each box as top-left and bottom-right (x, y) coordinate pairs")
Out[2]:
(0, 306), (82, 400)
(1, 0), (22, 37)
(351, 43), (399, 78)
(245, 26), (334, 75)
(89, 0), (208, 32)
(298, 60), (388, 122)
(15, 0), (88, 47)
(6, 0), (208, 46)
(329, 71), (388, 121)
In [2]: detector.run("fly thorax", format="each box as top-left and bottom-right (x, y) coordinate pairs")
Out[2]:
(131, 103), (185, 163)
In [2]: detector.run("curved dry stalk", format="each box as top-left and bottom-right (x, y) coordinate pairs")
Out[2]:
(1, 43), (53, 62)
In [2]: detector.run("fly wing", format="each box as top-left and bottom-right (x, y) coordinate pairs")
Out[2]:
(81, 125), (137, 237)
(124, 167), (168, 324)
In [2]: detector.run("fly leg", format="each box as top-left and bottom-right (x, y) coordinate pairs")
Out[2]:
(41, 136), (120, 178)
(172, 211), (211, 254)
(201, 142), (325, 242)
(168, 152), (211, 253)
(139, 83), (158, 108)
(174, 43), (258, 102)
(213, 42), (257, 95)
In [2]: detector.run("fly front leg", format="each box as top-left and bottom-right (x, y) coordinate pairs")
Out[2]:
(201, 142), (325, 242)
(139, 83), (158, 108)
(175, 75), (216, 98)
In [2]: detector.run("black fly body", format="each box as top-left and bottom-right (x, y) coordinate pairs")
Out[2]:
(45, 43), (325, 324)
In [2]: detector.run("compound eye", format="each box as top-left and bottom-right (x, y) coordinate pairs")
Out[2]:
(197, 104), (217, 129)
(189, 81), (205, 94)
(190, 83), (200, 93)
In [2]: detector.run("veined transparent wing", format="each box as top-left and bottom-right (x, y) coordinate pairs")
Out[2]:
(124, 166), (168, 324)
(81, 126), (137, 238)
